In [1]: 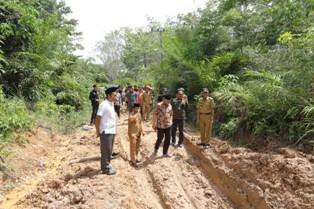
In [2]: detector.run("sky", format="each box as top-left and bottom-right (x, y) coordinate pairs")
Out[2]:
(64, 0), (208, 60)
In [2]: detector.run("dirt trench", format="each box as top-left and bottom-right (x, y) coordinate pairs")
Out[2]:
(0, 112), (313, 209)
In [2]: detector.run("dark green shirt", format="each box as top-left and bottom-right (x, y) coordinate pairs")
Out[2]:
(171, 98), (188, 120)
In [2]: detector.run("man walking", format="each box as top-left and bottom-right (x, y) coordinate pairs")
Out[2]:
(95, 86), (118, 175)
(89, 84), (100, 125)
(171, 90), (188, 147)
(152, 94), (173, 157)
(196, 88), (215, 149)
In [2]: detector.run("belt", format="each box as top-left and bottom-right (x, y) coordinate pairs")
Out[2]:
(199, 112), (211, 115)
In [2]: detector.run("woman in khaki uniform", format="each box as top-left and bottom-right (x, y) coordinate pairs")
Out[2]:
(128, 103), (144, 167)
(196, 88), (215, 149)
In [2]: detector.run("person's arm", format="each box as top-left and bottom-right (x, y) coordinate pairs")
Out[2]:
(211, 99), (215, 122)
(196, 101), (200, 123)
(152, 105), (158, 131)
(95, 116), (101, 137)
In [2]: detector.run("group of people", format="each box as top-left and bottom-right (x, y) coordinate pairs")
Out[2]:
(89, 84), (215, 175)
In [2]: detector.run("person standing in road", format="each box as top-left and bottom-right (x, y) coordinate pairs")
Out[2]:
(89, 84), (100, 125)
(95, 86), (119, 175)
(152, 94), (173, 157)
(114, 89), (122, 118)
(128, 103), (144, 167)
(126, 85), (137, 112)
(178, 87), (188, 104)
(171, 90), (188, 148)
(142, 85), (152, 121)
(196, 88), (215, 149)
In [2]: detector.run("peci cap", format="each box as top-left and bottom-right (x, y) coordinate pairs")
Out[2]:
(105, 86), (119, 95)
(132, 103), (141, 108)
(163, 94), (172, 100)
(203, 88), (209, 93)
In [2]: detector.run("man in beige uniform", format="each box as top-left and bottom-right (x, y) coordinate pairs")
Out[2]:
(196, 88), (215, 149)
(142, 86), (152, 121)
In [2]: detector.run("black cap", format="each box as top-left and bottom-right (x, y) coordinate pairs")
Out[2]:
(132, 103), (141, 108)
(105, 86), (119, 95)
(164, 94), (172, 100)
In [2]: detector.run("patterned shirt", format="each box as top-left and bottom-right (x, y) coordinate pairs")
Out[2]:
(155, 102), (173, 129)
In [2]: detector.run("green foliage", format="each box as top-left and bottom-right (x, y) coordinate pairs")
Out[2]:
(118, 0), (314, 146)
(0, 89), (32, 142)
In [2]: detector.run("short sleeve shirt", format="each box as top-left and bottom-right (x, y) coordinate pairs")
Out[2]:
(197, 97), (215, 113)
(97, 99), (117, 134)
(128, 112), (142, 136)
(156, 103), (173, 129)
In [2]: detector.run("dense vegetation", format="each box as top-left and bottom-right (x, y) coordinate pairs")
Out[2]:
(97, 0), (314, 145)
(0, 0), (107, 144)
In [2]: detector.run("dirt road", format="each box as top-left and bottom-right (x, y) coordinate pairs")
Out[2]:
(1, 113), (313, 209)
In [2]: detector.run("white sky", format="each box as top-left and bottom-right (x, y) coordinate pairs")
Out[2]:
(64, 0), (208, 60)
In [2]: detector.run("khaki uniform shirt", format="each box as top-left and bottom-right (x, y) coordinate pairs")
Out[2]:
(197, 97), (215, 114)
(128, 112), (142, 136)
(142, 91), (152, 105)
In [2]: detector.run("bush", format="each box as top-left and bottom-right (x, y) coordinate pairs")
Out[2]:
(0, 89), (32, 142)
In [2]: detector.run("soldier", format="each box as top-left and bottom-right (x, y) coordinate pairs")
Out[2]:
(89, 84), (100, 125)
(171, 90), (188, 147)
(142, 85), (152, 121)
(128, 103), (144, 167)
(196, 88), (215, 149)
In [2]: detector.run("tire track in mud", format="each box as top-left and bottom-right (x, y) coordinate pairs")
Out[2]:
(118, 117), (234, 209)
(1, 112), (270, 209)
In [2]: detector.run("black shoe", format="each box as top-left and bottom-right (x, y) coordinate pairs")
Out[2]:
(112, 152), (119, 156)
(102, 168), (116, 175)
(136, 159), (141, 163)
(197, 143), (204, 146)
(171, 142), (176, 146)
(177, 144), (183, 148)
(163, 153), (171, 158)
(202, 144), (209, 149)
(130, 161), (139, 168)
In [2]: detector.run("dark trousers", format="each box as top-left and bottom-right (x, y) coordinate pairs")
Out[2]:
(114, 105), (120, 118)
(172, 119), (184, 145)
(100, 132), (115, 171)
(154, 127), (171, 155)
(90, 104), (99, 125)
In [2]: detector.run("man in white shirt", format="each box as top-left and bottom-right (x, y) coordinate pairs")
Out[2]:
(95, 86), (118, 175)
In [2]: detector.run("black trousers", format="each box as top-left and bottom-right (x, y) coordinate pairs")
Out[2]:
(114, 105), (120, 118)
(90, 103), (99, 125)
(154, 127), (171, 155)
(100, 132), (115, 171)
(172, 119), (184, 145)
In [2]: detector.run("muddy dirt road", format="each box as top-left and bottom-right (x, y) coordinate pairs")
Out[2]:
(1, 113), (313, 209)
